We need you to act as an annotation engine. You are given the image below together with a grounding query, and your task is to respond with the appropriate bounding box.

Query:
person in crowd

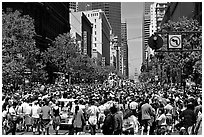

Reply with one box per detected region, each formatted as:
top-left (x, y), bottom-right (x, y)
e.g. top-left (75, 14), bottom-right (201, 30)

top-left (129, 98), bottom-right (138, 117)
top-left (111, 104), bottom-right (122, 135)
top-left (141, 98), bottom-right (155, 135)
top-left (72, 105), bottom-right (85, 135)
top-left (87, 100), bottom-right (99, 135)
top-left (5, 103), bottom-right (18, 135)
top-left (52, 101), bottom-right (61, 135)
top-left (31, 101), bottom-right (41, 135)
top-left (179, 102), bottom-right (197, 135)
top-left (156, 108), bottom-right (167, 135)
top-left (102, 109), bottom-right (114, 135)
top-left (194, 107), bottom-right (202, 135)
top-left (40, 101), bottom-right (52, 135)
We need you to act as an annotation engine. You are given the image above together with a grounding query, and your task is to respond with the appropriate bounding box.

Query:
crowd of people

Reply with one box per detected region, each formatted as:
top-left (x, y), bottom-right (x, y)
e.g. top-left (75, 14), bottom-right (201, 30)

top-left (2, 76), bottom-right (202, 135)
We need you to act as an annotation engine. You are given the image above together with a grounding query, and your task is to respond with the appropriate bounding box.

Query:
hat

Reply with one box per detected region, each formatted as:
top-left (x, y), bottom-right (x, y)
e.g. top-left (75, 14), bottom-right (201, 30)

top-left (166, 99), bottom-right (170, 103)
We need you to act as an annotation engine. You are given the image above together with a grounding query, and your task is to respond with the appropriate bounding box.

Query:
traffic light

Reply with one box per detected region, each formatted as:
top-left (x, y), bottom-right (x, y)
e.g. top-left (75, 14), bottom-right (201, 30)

top-left (148, 34), bottom-right (163, 50)
top-left (140, 64), bottom-right (146, 72)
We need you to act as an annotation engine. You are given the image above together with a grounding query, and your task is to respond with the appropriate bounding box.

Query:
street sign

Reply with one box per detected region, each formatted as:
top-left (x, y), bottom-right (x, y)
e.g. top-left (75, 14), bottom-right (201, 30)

top-left (168, 35), bottom-right (182, 49)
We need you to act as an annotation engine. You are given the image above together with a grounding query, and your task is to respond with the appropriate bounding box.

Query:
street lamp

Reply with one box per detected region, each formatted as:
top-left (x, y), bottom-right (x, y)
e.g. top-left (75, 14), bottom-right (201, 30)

top-left (24, 68), bottom-right (31, 92)
top-left (155, 53), bottom-right (164, 85)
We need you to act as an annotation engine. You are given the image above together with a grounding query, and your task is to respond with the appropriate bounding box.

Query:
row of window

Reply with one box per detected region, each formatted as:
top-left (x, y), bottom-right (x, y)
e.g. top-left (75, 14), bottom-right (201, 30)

top-left (87, 13), bottom-right (99, 17)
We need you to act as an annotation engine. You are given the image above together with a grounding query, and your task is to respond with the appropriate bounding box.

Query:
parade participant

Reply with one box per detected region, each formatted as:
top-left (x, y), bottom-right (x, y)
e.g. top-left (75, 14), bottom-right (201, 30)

top-left (87, 100), bottom-right (99, 135)
top-left (5, 103), bottom-right (18, 135)
top-left (111, 104), bottom-right (122, 135)
top-left (164, 99), bottom-right (173, 133)
top-left (24, 103), bottom-right (32, 132)
top-left (40, 101), bottom-right (52, 135)
top-left (52, 101), bottom-right (61, 135)
top-left (122, 110), bottom-right (139, 135)
top-left (102, 109), bottom-right (114, 135)
top-left (31, 101), bottom-right (41, 135)
top-left (194, 108), bottom-right (202, 135)
top-left (141, 98), bottom-right (155, 135)
top-left (179, 102), bottom-right (197, 135)
top-left (129, 98), bottom-right (138, 117)
top-left (156, 108), bottom-right (167, 135)
top-left (72, 105), bottom-right (85, 135)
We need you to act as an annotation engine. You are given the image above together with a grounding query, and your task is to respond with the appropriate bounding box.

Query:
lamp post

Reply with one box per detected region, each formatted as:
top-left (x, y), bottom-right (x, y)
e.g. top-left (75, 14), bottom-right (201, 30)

top-left (24, 68), bottom-right (31, 92)
top-left (155, 53), bottom-right (164, 86)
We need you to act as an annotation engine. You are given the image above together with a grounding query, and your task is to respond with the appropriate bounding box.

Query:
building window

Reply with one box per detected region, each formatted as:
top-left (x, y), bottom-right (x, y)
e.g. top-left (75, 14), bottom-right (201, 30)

top-left (95, 37), bottom-right (97, 41)
top-left (95, 19), bottom-right (96, 22)
top-left (95, 25), bottom-right (96, 28)
top-left (95, 44), bottom-right (97, 47)
top-left (6, 7), bottom-right (13, 12)
top-left (95, 31), bottom-right (96, 35)
top-left (87, 14), bottom-right (89, 17)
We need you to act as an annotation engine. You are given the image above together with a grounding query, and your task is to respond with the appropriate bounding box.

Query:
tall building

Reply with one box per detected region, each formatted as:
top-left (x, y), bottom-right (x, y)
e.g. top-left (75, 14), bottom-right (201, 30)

top-left (78, 2), bottom-right (121, 45)
top-left (142, 2), bottom-right (153, 64)
top-left (2, 2), bottom-right (71, 51)
top-left (70, 12), bottom-right (92, 57)
top-left (78, 2), bottom-right (92, 11)
top-left (83, 9), bottom-right (112, 66)
top-left (148, 2), bottom-right (167, 56)
top-left (121, 22), bottom-right (129, 78)
top-left (110, 34), bottom-right (118, 69)
top-left (2, 2), bottom-right (71, 83)
top-left (69, 2), bottom-right (78, 12)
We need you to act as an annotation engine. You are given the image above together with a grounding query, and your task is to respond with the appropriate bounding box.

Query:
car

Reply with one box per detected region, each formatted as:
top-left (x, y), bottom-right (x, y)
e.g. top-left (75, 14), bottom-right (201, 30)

top-left (57, 98), bottom-right (76, 130)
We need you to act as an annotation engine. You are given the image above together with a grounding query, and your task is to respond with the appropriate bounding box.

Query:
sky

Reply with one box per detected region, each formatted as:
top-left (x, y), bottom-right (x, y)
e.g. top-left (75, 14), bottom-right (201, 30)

top-left (121, 2), bottom-right (144, 79)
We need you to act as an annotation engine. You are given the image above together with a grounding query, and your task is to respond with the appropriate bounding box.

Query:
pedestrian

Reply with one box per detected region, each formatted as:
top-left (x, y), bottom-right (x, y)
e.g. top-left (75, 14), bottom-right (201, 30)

top-left (156, 107), bottom-right (167, 135)
top-left (72, 105), bottom-right (85, 135)
top-left (102, 109), bottom-right (114, 135)
top-left (52, 101), bottom-right (61, 135)
top-left (6, 103), bottom-right (18, 135)
top-left (87, 100), bottom-right (99, 135)
top-left (179, 102), bottom-right (196, 135)
top-left (24, 103), bottom-right (32, 132)
top-left (141, 98), bottom-right (155, 135)
top-left (40, 101), bottom-right (51, 135)
top-left (111, 104), bottom-right (122, 135)
top-left (31, 101), bottom-right (41, 135)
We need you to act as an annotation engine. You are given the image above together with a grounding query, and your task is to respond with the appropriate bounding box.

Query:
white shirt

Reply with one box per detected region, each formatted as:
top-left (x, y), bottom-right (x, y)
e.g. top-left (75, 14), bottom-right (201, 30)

top-left (9, 106), bottom-right (16, 115)
top-left (129, 101), bottom-right (138, 110)
top-left (31, 105), bottom-right (41, 118)
top-left (157, 114), bottom-right (166, 126)
top-left (25, 105), bottom-right (32, 115)
top-left (88, 105), bottom-right (99, 116)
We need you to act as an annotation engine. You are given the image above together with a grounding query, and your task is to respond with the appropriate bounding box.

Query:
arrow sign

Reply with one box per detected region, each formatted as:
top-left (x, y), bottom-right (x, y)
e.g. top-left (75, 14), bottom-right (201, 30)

top-left (168, 35), bottom-right (182, 49)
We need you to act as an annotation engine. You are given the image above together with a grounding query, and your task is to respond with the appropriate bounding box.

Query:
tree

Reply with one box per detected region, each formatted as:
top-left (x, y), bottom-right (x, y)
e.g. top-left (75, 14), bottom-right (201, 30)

top-left (2, 10), bottom-right (48, 86)
top-left (139, 17), bottom-right (202, 85)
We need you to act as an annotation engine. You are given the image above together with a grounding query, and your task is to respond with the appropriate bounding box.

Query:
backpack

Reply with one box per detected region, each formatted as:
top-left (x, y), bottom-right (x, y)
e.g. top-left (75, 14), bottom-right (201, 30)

top-left (102, 114), bottom-right (115, 135)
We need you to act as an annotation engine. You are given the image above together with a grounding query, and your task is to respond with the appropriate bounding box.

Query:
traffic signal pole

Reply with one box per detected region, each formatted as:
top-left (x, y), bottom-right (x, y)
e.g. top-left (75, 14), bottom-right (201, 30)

top-left (149, 31), bottom-right (202, 94)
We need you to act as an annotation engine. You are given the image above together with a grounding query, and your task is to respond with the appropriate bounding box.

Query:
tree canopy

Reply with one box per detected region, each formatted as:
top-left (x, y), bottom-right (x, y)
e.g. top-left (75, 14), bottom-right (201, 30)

top-left (2, 10), bottom-right (48, 86)
top-left (139, 17), bottom-right (202, 85)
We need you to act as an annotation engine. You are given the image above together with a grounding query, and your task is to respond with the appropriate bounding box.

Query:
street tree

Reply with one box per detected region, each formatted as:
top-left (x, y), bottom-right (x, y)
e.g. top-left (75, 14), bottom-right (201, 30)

top-left (139, 17), bottom-right (202, 85)
top-left (2, 10), bottom-right (48, 86)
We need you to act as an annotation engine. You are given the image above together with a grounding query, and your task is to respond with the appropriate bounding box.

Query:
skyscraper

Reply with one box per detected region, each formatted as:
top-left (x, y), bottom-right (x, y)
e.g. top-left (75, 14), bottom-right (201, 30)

top-left (82, 9), bottom-right (112, 66)
top-left (69, 2), bottom-right (78, 12)
top-left (78, 2), bottom-right (121, 44)
top-left (121, 22), bottom-right (129, 78)
top-left (142, 2), bottom-right (153, 64)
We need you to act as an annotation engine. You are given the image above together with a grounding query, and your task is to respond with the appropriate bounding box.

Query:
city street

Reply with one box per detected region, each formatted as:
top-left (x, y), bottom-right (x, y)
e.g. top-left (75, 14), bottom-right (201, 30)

top-left (2, 2), bottom-right (202, 136)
